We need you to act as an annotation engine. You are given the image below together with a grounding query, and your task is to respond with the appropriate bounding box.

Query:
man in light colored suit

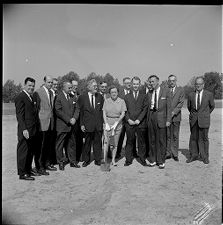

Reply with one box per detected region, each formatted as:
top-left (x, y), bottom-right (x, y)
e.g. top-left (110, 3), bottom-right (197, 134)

top-left (147, 75), bottom-right (171, 169)
top-left (166, 74), bottom-right (185, 161)
top-left (35, 76), bottom-right (57, 175)
top-left (186, 76), bottom-right (215, 164)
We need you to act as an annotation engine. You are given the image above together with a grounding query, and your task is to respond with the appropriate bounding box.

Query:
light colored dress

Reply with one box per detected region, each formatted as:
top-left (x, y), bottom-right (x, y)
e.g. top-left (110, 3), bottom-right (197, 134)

top-left (102, 97), bottom-right (127, 147)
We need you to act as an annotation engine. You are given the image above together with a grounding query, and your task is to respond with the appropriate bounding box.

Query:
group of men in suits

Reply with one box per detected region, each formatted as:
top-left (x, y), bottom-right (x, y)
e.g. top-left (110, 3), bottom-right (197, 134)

top-left (15, 74), bottom-right (214, 180)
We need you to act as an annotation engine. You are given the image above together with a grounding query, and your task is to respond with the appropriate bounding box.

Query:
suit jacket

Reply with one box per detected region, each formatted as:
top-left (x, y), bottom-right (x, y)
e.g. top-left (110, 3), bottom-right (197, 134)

top-left (118, 87), bottom-right (132, 99)
top-left (187, 90), bottom-right (215, 128)
top-left (55, 91), bottom-right (80, 132)
top-left (35, 86), bottom-right (54, 131)
top-left (169, 87), bottom-right (185, 122)
top-left (124, 92), bottom-right (148, 128)
top-left (147, 87), bottom-right (171, 128)
top-left (15, 91), bottom-right (39, 140)
top-left (139, 86), bottom-right (152, 95)
top-left (78, 92), bottom-right (104, 132)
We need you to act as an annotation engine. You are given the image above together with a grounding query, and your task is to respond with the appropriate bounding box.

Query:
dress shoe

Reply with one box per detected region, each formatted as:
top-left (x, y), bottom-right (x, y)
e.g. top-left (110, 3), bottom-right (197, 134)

top-left (173, 156), bottom-right (179, 161)
top-left (59, 163), bottom-right (64, 171)
top-left (158, 163), bottom-right (165, 169)
top-left (186, 157), bottom-right (198, 163)
top-left (165, 155), bottom-right (172, 160)
top-left (19, 174), bottom-right (35, 181)
top-left (148, 162), bottom-right (156, 167)
top-left (94, 161), bottom-right (101, 166)
top-left (124, 161), bottom-right (132, 166)
top-left (29, 170), bottom-right (41, 176)
top-left (203, 159), bottom-right (209, 164)
top-left (38, 169), bottom-right (50, 175)
top-left (82, 161), bottom-right (90, 167)
top-left (70, 163), bottom-right (80, 168)
top-left (46, 165), bottom-right (57, 171)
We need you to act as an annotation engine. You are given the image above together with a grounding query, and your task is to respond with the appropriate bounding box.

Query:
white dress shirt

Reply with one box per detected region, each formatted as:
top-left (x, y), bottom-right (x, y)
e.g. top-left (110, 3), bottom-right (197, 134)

top-left (195, 89), bottom-right (203, 110)
top-left (151, 86), bottom-right (160, 109)
top-left (62, 91), bottom-right (69, 100)
top-left (43, 85), bottom-right (51, 104)
top-left (23, 90), bottom-right (33, 102)
top-left (124, 89), bottom-right (130, 95)
top-left (133, 90), bottom-right (139, 99)
top-left (88, 92), bottom-right (95, 107)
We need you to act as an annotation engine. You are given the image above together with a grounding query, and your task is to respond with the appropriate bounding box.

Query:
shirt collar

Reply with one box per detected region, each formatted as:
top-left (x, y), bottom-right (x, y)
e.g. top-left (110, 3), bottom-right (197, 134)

top-left (23, 90), bottom-right (32, 99)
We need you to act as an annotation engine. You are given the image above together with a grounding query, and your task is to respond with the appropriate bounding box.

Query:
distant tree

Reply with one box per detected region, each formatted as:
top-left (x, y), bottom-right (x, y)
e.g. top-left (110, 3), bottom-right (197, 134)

top-left (57, 71), bottom-right (80, 91)
top-left (3, 80), bottom-right (22, 102)
top-left (203, 72), bottom-right (222, 99)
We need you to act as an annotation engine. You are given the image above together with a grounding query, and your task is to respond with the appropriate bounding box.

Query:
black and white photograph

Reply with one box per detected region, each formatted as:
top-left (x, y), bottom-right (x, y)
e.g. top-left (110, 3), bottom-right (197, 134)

top-left (2, 4), bottom-right (222, 225)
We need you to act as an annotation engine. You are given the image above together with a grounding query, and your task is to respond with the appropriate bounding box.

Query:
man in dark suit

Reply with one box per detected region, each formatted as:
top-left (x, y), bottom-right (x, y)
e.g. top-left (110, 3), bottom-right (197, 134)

top-left (186, 76), bottom-right (215, 164)
top-left (78, 79), bottom-right (104, 167)
top-left (140, 78), bottom-right (152, 95)
top-left (50, 78), bottom-right (59, 165)
top-left (55, 81), bottom-right (80, 170)
top-left (99, 81), bottom-right (110, 99)
top-left (147, 75), bottom-right (171, 169)
top-left (15, 77), bottom-right (40, 180)
top-left (70, 79), bottom-right (83, 163)
top-left (166, 74), bottom-right (185, 161)
top-left (117, 77), bottom-right (137, 158)
top-left (35, 76), bottom-right (57, 175)
top-left (124, 76), bottom-right (149, 166)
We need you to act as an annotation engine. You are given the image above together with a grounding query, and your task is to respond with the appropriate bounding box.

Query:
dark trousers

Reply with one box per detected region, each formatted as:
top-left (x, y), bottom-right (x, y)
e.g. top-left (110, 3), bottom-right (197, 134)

top-left (82, 131), bottom-right (102, 163)
top-left (148, 111), bottom-right (167, 165)
top-left (35, 128), bottom-right (54, 169)
top-left (55, 131), bottom-right (77, 164)
top-left (17, 135), bottom-right (37, 176)
top-left (167, 121), bottom-right (180, 157)
top-left (117, 123), bottom-right (137, 157)
top-left (50, 129), bottom-right (58, 165)
top-left (190, 120), bottom-right (209, 161)
top-left (125, 126), bottom-right (147, 163)
top-left (75, 125), bottom-right (83, 162)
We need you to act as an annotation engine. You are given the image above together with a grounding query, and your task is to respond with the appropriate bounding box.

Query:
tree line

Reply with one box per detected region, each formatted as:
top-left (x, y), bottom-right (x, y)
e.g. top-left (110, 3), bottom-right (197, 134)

top-left (2, 71), bottom-right (222, 103)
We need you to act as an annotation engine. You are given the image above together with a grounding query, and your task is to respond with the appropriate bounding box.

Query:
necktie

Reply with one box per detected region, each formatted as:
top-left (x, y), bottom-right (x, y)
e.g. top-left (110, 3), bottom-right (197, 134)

top-left (171, 88), bottom-right (174, 97)
top-left (30, 94), bottom-right (33, 102)
top-left (48, 90), bottom-right (53, 107)
top-left (197, 92), bottom-right (200, 110)
top-left (67, 94), bottom-right (70, 101)
top-left (91, 94), bottom-right (94, 108)
top-left (154, 90), bottom-right (157, 111)
top-left (134, 91), bottom-right (138, 100)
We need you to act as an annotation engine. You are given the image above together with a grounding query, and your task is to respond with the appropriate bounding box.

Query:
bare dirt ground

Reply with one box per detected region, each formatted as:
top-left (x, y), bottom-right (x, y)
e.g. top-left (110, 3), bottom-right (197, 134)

top-left (2, 106), bottom-right (222, 225)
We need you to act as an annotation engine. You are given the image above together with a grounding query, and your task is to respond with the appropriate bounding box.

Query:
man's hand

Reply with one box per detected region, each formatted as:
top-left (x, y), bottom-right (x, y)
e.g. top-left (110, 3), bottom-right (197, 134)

top-left (128, 119), bottom-right (135, 126)
top-left (81, 125), bottom-right (86, 132)
top-left (105, 123), bottom-right (111, 131)
top-left (134, 120), bottom-right (140, 125)
top-left (166, 121), bottom-right (171, 127)
top-left (23, 130), bottom-right (29, 139)
top-left (70, 118), bottom-right (76, 125)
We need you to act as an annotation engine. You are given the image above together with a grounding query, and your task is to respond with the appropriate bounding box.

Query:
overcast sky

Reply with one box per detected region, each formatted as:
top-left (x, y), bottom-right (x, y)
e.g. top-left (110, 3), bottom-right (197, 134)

top-left (3, 4), bottom-right (222, 88)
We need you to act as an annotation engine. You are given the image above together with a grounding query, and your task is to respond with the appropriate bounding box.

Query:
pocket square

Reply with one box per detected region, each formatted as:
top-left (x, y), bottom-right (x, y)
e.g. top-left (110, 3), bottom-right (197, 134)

top-left (161, 97), bottom-right (166, 100)
top-left (97, 102), bottom-right (100, 105)
top-left (73, 101), bottom-right (76, 104)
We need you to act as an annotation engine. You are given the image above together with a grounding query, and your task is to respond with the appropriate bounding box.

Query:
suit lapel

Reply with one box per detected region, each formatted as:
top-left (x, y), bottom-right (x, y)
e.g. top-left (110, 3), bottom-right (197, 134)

top-left (42, 87), bottom-right (51, 108)
top-left (172, 87), bottom-right (178, 97)
top-left (200, 90), bottom-right (206, 108)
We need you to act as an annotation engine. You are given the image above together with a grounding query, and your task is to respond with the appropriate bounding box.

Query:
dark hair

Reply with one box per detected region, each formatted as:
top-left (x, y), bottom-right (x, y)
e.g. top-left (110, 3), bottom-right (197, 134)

top-left (149, 75), bottom-right (159, 81)
top-left (53, 78), bottom-right (58, 82)
top-left (123, 77), bottom-right (131, 83)
top-left (100, 81), bottom-right (107, 85)
top-left (24, 77), bottom-right (35, 85)
top-left (108, 85), bottom-right (119, 93)
top-left (131, 76), bottom-right (141, 83)
top-left (168, 74), bottom-right (177, 79)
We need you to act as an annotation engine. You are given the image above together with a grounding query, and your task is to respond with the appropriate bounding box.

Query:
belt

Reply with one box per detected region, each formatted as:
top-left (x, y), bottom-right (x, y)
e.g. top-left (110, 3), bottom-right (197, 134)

top-left (107, 116), bottom-right (119, 118)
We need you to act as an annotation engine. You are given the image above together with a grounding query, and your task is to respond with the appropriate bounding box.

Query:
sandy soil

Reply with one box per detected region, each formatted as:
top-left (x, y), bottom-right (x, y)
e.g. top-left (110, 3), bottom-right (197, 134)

top-left (2, 108), bottom-right (222, 225)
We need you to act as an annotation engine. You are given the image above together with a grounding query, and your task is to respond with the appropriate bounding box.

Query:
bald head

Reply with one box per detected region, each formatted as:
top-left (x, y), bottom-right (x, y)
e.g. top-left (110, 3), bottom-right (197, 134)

top-left (43, 75), bottom-right (53, 90)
